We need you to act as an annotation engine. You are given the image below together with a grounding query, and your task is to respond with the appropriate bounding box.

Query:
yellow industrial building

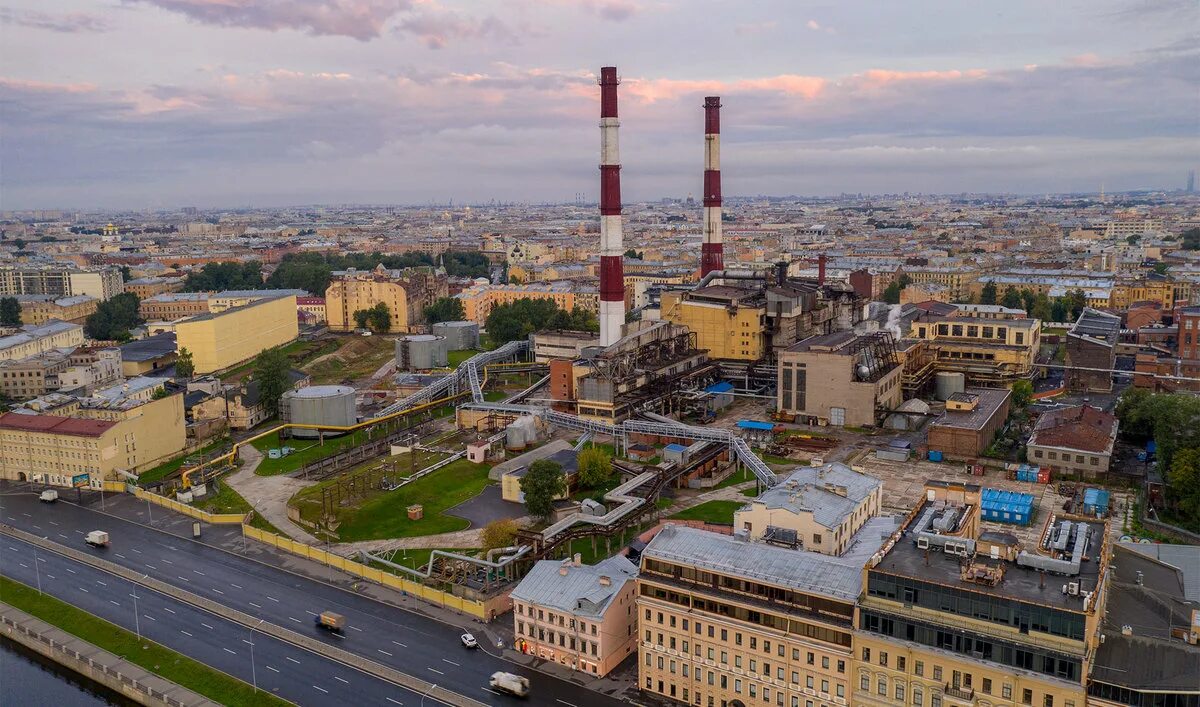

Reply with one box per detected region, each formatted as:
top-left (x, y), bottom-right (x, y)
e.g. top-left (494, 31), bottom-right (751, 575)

top-left (175, 294), bottom-right (298, 374)
top-left (659, 286), bottom-right (766, 361)
top-left (325, 265), bottom-right (447, 332)
top-left (911, 310), bottom-right (1040, 385)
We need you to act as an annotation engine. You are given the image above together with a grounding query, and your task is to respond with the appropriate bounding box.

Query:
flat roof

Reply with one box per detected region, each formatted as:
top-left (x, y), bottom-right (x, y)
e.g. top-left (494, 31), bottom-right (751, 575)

top-left (930, 388), bottom-right (1011, 431)
top-left (120, 333), bottom-right (177, 362)
top-left (749, 463), bottom-right (882, 530)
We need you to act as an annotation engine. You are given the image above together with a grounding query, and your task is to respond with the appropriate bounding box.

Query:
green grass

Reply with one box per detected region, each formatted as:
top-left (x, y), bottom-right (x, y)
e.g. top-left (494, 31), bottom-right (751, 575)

top-left (713, 466), bottom-right (753, 489)
top-left (483, 389), bottom-right (509, 402)
top-left (218, 338), bottom-right (336, 382)
top-left (251, 429), bottom-right (371, 476)
top-left (292, 459), bottom-right (494, 542)
top-left (372, 547), bottom-right (477, 573)
top-left (304, 335), bottom-right (396, 385)
top-left (669, 500), bottom-right (744, 525)
top-left (0, 576), bottom-right (287, 707)
top-left (741, 487), bottom-right (760, 498)
top-left (447, 349), bottom-right (476, 367)
top-left (190, 480), bottom-right (287, 536)
top-left (137, 438), bottom-right (231, 485)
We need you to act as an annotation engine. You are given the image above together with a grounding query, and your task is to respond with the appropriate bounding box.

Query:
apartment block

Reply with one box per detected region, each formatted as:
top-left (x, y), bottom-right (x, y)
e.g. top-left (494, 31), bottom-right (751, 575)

top-left (124, 276), bottom-right (185, 300)
top-left (15, 294), bottom-right (99, 325)
top-left (325, 265), bottom-right (447, 332)
top-left (455, 282), bottom-right (577, 325)
top-left (175, 294), bottom-right (298, 374)
top-left (139, 292), bottom-right (212, 321)
top-left (0, 321), bottom-right (85, 362)
top-left (1027, 406), bottom-right (1118, 480)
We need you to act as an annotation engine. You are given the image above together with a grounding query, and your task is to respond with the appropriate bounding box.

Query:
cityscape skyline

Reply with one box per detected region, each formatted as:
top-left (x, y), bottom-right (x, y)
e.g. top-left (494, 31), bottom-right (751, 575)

top-left (2, 0), bottom-right (1197, 209)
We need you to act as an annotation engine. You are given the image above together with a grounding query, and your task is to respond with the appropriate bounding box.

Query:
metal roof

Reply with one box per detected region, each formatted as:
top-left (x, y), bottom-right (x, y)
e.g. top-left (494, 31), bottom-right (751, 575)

top-left (509, 555), bottom-right (638, 619)
top-left (748, 463), bottom-right (882, 529)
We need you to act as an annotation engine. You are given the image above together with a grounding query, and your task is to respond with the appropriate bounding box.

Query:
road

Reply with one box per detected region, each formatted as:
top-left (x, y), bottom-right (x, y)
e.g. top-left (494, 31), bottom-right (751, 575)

top-left (0, 534), bottom-right (426, 706)
top-left (0, 491), bottom-right (627, 707)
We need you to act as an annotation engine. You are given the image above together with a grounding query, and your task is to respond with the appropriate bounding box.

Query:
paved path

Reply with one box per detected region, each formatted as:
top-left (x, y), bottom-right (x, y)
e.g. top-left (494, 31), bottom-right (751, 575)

top-left (222, 444), bottom-right (321, 544)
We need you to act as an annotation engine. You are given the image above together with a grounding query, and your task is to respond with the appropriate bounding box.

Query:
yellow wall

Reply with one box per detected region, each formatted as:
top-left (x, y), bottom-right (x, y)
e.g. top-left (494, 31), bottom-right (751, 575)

top-left (456, 286), bottom-right (576, 324)
top-left (77, 393), bottom-right (187, 473)
top-left (175, 295), bottom-right (298, 374)
top-left (0, 424), bottom-right (119, 484)
top-left (660, 292), bottom-right (765, 361)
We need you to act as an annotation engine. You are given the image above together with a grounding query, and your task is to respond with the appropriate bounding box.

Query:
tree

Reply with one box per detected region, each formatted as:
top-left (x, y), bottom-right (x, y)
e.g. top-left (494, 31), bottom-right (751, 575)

top-left (480, 519), bottom-right (519, 550)
top-left (120, 265), bottom-right (132, 282)
top-left (520, 459), bottom-right (565, 520)
top-left (1125, 234), bottom-right (1141, 245)
top-left (0, 297), bottom-right (21, 327)
top-left (486, 298), bottom-right (597, 345)
top-left (424, 297), bottom-right (465, 324)
top-left (979, 281), bottom-right (997, 306)
top-left (84, 292), bottom-right (142, 341)
top-left (1010, 380), bottom-right (1034, 410)
top-left (1050, 299), bottom-right (1069, 323)
top-left (1180, 226), bottom-right (1199, 250)
top-left (367, 302), bottom-right (391, 333)
top-left (1064, 289), bottom-right (1087, 321)
top-left (1001, 286), bottom-right (1022, 310)
top-left (882, 281), bottom-right (902, 304)
top-left (13, 238), bottom-right (25, 251)
top-left (353, 309), bottom-right (371, 330)
top-left (181, 261), bottom-right (263, 292)
top-left (1166, 448), bottom-right (1200, 524)
top-left (577, 447), bottom-right (613, 489)
top-left (175, 347), bottom-right (195, 378)
top-left (1019, 288), bottom-right (1036, 314)
top-left (252, 347), bottom-right (290, 419)
top-left (623, 248), bottom-right (645, 260)
top-left (1031, 293), bottom-right (1053, 322)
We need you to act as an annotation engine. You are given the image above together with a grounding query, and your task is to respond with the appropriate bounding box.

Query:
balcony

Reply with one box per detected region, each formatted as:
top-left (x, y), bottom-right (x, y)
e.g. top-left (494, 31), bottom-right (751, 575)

top-left (944, 684), bottom-right (976, 703)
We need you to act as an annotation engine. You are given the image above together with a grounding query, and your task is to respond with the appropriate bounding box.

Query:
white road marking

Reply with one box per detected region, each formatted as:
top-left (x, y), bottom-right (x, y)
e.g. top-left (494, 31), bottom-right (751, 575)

top-left (7, 547), bottom-right (18, 552)
top-left (78, 587), bottom-right (89, 593)
top-left (146, 564), bottom-right (157, 570)
top-left (65, 568), bottom-right (76, 574)
top-left (212, 588), bottom-right (224, 595)
top-left (162, 607), bottom-right (176, 614)
top-left (21, 513), bottom-right (30, 517)
top-left (288, 617), bottom-right (301, 623)
top-left (180, 630), bottom-right (192, 637)
top-left (114, 553), bottom-right (126, 559)
top-left (48, 521), bottom-right (58, 526)
top-left (442, 659), bottom-right (459, 667)
top-left (243, 639), bottom-right (254, 645)
top-left (249, 601), bottom-right (262, 609)
top-left (304, 610), bottom-right (318, 616)
top-left (223, 648), bottom-right (237, 655)
top-left (109, 600), bottom-right (120, 606)
top-left (312, 686), bottom-right (328, 694)
top-left (193, 570), bottom-right (205, 576)
top-left (334, 677), bottom-right (349, 684)
top-left (349, 625), bottom-right (363, 632)
top-left (143, 614), bottom-right (156, 621)
top-left (377, 649), bottom-right (392, 656)
top-left (31, 524), bottom-right (41, 530)
top-left (266, 595), bottom-right (279, 602)
top-left (45, 574), bottom-right (55, 580)
top-left (58, 534), bottom-right (69, 539)
top-left (557, 700), bottom-right (578, 706)
top-left (201, 623), bottom-right (214, 630)
top-left (392, 640), bottom-right (407, 648)
top-left (427, 667), bottom-right (444, 676)
top-left (266, 665), bottom-right (280, 673)
top-left (18, 563), bottom-right (28, 568)
top-left (231, 583), bottom-right (243, 589)
top-left (176, 576), bottom-right (189, 582)
top-left (96, 581), bottom-right (107, 586)
top-left (286, 657), bottom-right (301, 664)
top-left (387, 698), bottom-right (404, 705)
top-left (131, 548), bottom-right (142, 554)
top-left (161, 559), bottom-right (173, 565)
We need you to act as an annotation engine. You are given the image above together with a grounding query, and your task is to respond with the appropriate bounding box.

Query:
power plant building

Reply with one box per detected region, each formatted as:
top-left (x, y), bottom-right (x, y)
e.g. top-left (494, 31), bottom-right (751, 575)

top-left (776, 331), bottom-right (902, 428)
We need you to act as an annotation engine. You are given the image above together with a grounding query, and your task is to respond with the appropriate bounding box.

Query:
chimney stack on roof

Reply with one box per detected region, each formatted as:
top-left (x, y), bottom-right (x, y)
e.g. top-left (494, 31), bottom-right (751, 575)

top-left (701, 97), bottom-right (724, 277)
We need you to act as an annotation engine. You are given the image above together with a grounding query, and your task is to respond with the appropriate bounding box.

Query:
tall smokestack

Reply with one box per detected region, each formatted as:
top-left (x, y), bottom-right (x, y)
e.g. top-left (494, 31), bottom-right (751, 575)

top-left (700, 96), bottom-right (724, 277)
top-left (818, 253), bottom-right (827, 285)
top-left (599, 66), bottom-right (625, 347)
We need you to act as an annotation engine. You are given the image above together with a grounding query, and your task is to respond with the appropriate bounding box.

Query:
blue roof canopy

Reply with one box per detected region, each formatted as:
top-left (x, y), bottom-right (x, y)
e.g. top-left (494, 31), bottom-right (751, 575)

top-left (706, 381), bottom-right (734, 393)
top-left (737, 420), bottom-right (775, 431)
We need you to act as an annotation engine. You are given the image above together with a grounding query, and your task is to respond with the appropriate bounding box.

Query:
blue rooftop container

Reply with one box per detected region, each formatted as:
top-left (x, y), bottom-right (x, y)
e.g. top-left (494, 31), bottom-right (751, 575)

top-left (980, 487), bottom-right (1035, 525)
top-left (1082, 488), bottom-right (1110, 517)
top-left (705, 381), bottom-right (734, 394)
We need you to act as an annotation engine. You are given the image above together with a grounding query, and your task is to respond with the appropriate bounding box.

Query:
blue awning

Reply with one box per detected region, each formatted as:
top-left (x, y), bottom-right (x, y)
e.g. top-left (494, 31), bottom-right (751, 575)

top-left (736, 420), bottom-right (775, 431)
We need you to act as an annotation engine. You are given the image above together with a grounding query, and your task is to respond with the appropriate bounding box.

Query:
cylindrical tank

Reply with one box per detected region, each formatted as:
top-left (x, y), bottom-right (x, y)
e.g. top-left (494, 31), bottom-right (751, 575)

top-left (396, 334), bottom-right (449, 371)
top-left (935, 371), bottom-right (966, 401)
top-left (283, 385), bottom-right (357, 438)
top-left (505, 423), bottom-right (527, 451)
top-left (431, 321), bottom-right (479, 351)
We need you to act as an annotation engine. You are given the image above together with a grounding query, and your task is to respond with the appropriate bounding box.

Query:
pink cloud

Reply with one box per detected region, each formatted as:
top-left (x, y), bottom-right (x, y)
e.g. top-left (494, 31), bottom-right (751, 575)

top-left (623, 73), bottom-right (827, 103)
top-left (1066, 53), bottom-right (1102, 67)
top-left (0, 77), bottom-right (96, 93)
top-left (853, 68), bottom-right (987, 89)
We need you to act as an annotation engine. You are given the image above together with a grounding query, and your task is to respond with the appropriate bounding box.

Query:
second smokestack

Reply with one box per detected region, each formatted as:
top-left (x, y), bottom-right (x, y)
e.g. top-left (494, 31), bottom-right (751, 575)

top-left (700, 96), bottom-right (724, 277)
top-left (598, 66), bottom-right (625, 347)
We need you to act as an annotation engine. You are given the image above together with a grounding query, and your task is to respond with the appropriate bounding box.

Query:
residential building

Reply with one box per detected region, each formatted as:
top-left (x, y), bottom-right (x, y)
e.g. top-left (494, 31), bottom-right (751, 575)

top-left (1065, 309), bottom-right (1121, 393)
top-left (1027, 405), bottom-right (1118, 480)
top-left (0, 351), bottom-right (71, 399)
top-left (0, 321), bottom-right (85, 362)
top-left (0, 265), bottom-right (123, 301)
top-left (925, 388), bottom-right (1013, 460)
top-left (901, 265), bottom-right (979, 301)
top-left (139, 292), bottom-right (211, 321)
top-left (55, 347), bottom-right (122, 393)
top-left (15, 295), bottom-right (99, 325)
top-left (119, 333), bottom-right (177, 376)
top-left (124, 276), bottom-right (184, 300)
top-left (776, 332), bottom-right (903, 427)
top-left (296, 296), bottom-right (326, 324)
top-left (208, 289), bottom-right (308, 313)
top-left (455, 282), bottom-right (577, 325)
top-left (511, 555), bottom-right (639, 677)
top-left (733, 463), bottom-right (883, 556)
top-left (325, 264), bottom-right (447, 332)
top-left (191, 371), bottom-right (309, 430)
top-left (857, 480), bottom-right (1108, 707)
top-left (175, 294), bottom-right (298, 374)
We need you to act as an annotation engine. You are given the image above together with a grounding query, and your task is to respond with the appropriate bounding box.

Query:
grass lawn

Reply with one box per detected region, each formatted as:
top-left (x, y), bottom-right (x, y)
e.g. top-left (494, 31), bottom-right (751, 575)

top-left (137, 437), bottom-right (231, 485)
top-left (191, 480), bottom-right (286, 536)
top-left (571, 475), bottom-right (623, 503)
top-left (447, 349), bottom-right (476, 367)
top-left (0, 576), bottom-right (287, 707)
top-left (218, 338), bottom-right (337, 382)
top-left (669, 500), bottom-right (744, 525)
top-left (251, 428), bottom-right (372, 476)
top-left (713, 466), bottom-right (753, 489)
top-left (741, 487), bottom-right (760, 498)
top-left (483, 389), bottom-right (509, 402)
top-left (291, 459), bottom-right (493, 542)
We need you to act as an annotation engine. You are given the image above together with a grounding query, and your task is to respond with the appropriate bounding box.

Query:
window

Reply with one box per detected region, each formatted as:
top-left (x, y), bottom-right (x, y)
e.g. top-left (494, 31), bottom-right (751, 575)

top-left (897, 657), bottom-right (906, 672)
top-left (861, 675), bottom-right (870, 691)
top-left (982, 678), bottom-right (992, 694)
top-left (879, 651), bottom-right (888, 667)
top-left (933, 666), bottom-right (942, 681)
top-left (821, 657), bottom-right (829, 669)
top-left (1023, 689), bottom-right (1033, 705)
top-left (896, 684), bottom-right (906, 701)
top-left (821, 680), bottom-right (829, 694)
top-left (931, 695), bottom-right (942, 707)
top-left (1003, 684), bottom-right (1013, 699)
top-left (837, 660), bottom-right (845, 674)
top-left (914, 661), bottom-right (924, 677)
top-left (913, 687), bottom-right (923, 706)
top-left (862, 647), bottom-right (871, 662)
top-left (837, 684), bottom-right (845, 698)
top-left (878, 678), bottom-right (887, 696)
top-left (1044, 696), bottom-right (1054, 707)
top-left (807, 676), bottom-right (814, 689)
top-left (807, 652), bottom-right (815, 665)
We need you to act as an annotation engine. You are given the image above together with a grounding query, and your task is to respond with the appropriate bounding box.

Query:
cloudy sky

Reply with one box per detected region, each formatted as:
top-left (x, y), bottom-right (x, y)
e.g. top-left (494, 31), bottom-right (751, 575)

top-left (1, 0), bottom-right (1196, 209)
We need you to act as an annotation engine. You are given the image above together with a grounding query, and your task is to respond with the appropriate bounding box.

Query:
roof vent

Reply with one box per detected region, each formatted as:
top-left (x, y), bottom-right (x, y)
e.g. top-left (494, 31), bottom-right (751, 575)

top-left (559, 566), bottom-right (569, 576)
top-left (599, 575), bottom-right (611, 586)
top-left (1121, 625), bottom-right (1133, 636)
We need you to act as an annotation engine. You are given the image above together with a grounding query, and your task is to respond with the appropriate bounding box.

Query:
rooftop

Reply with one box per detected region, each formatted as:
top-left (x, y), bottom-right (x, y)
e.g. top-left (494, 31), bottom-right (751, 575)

top-left (1069, 308), bottom-right (1121, 345)
top-left (746, 462), bottom-right (882, 530)
top-left (930, 387), bottom-right (1011, 431)
top-left (0, 411), bottom-right (116, 438)
top-left (1029, 405), bottom-right (1118, 454)
top-left (510, 555), bottom-right (638, 620)
top-left (119, 333), bottom-right (177, 362)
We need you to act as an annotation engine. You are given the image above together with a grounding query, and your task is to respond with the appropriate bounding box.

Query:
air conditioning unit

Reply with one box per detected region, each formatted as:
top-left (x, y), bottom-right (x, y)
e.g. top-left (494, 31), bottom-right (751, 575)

top-left (917, 537), bottom-right (930, 549)
top-left (1068, 582), bottom-right (1080, 596)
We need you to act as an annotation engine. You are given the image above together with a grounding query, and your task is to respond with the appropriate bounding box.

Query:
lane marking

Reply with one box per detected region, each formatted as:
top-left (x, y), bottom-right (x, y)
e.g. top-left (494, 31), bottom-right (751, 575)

top-left (57, 534), bottom-right (69, 540)
top-left (377, 649), bottom-right (392, 657)
top-left (286, 657), bottom-right (300, 665)
top-left (45, 574), bottom-right (55, 580)
top-left (201, 623), bottom-right (214, 630)
top-left (427, 667), bottom-right (444, 676)
top-left (223, 648), bottom-right (237, 655)
top-left (21, 513), bottom-right (30, 517)
top-left (288, 617), bottom-right (301, 623)
top-left (161, 559), bottom-right (173, 565)
top-left (312, 686), bottom-right (328, 694)
top-left (7, 547), bottom-right (18, 552)
top-left (265, 596), bottom-right (279, 602)
top-left (109, 600), bottom-right (120, 606)
top-left (334, 677), bottom-right (349, 684)
top-left (349, 625), bottom-right (363, 632)
top-left (48, 521), bottom-right (58, 526)
top-left (114, 553), bottom-right (126, 559)
top-left (193, 570), bottom-right (205, 576)
top-left (557, 700), bottom-right (578, 707)
top-left (249, 601), bottom-right (262, 609)
top-left (212, 588), bottom-right (224, 595)
top-left (162, 607), bottom-right (176, 614)
top-left (387, 698), bottom-right (404, 705)
top-left (231, 583), bottom-right (243, 589)
top-left (96, 581), bottom-right (107, 587)
top-left (304, 610), bottom-right (318, 616)
top-left (266, 665), bottom-right (280, 673)
top-left (143, 614), bottom-right (156, 621)
top-left (392, 640), bottom-right (407, 648)
top-left (78, 587), bottom-right (89, 593)
top-left (131, 548), bottom-right (142, 554)
top-left (442, 659), bottom-right (460, 667)
top-left (243, 639), bottom-right (254, 645)
top-left (18, 563), bottom-right (28, 568)
top-left (65, 568), bottom-right (76, 574)
top-left (146, 564), bottom-right (158, 570)
top-left (180, 630), bottom-right (192, 637)
top-left (31, 524), bottom-right (41, 530)
top-left (176, 576), bottom-right (189, 583)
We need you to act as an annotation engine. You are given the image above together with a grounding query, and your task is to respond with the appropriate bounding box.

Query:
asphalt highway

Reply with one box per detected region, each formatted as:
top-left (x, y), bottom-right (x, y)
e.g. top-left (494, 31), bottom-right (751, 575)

top-left (0, 534), bottom-right (426, 706)
top-left (0, 492), bottom-right (628, 707)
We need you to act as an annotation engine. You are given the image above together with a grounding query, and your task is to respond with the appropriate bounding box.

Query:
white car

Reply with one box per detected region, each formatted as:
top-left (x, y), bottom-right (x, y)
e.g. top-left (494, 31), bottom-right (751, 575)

top-left (461, 633), bottom-right (478, 649)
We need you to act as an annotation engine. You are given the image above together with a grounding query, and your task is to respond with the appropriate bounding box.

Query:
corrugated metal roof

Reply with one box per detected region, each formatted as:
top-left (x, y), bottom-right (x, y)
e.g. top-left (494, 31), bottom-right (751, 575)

top-left (509, 555), bottom-right (637, 619)
top-left (0, 411), bottom-right (115, 437)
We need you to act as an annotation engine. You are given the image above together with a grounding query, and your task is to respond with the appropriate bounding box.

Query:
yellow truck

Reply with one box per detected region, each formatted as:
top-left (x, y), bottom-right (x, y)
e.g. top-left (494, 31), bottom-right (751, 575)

top-left (314, 611), bottom-right (345, 634)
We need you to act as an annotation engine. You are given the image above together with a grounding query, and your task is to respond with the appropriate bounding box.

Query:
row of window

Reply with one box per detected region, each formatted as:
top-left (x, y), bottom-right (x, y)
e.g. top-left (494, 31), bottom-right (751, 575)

top-left (643, 623), bottom-right (848, 676)
top-left (517, 621), bottom-right (600, 656)
top-left (644, 657), bottom-right (846, 704)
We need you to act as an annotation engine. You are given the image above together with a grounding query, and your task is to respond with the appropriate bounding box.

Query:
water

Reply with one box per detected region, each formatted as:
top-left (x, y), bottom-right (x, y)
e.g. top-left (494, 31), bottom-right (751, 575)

top-left (0, 637), bottom-right (136, 707)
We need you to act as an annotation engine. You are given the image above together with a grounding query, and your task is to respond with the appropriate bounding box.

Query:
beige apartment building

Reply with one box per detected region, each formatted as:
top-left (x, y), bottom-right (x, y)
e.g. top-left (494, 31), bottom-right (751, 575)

top-left (776, 332), bottom-right (902, 427)
top-left (325, 265), bottom-right (447, 332)
top-left (900, 266), bottom-right (979, 301)
top-left (175, 294), bottom-right (298, 374)
top-left (0, 321), bottom-right (85, 362)
top-left (0, 265), bottom-right (123, 301)
top-left (1027, 406), bottom-right (1118, 480)
top-left (511, 555), bottom-right (639, 677)
top-left (16, 295), bottom-right (99, 325)
top-left (139, 292), bottom-right (211, 321)
top-left (733, 464), bottom-right (883, 557)
top-left (124, 276), bottom-right (184, 300)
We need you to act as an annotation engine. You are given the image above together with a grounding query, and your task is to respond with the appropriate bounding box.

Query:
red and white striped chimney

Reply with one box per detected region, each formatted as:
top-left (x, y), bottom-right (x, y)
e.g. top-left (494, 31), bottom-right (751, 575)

top-left (700, 96), bottom-right (724, 277)
top-left (598, 66), bottom-right (625, 347)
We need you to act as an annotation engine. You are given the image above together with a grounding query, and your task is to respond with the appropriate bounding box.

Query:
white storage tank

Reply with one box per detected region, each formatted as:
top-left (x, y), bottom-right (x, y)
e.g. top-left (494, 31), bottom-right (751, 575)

top-left (282, 385), bottom-right (357, 439)
top-left (934, 371), bottom-right (966, 401)
top-left (396, 334), bottom-right (449, 371)
top-left (431, 320), bottom-right (479, 351)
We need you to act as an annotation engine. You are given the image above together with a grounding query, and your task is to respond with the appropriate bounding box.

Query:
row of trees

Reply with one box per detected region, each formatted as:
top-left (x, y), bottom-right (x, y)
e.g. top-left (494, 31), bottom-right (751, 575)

top-left (485, 298), bottom-right (598, 345)
top-left (424, 297), bottom-right (465, 324)
top-left (84, 292), bottom-right (142, 341)
top-left (181, 261), bottom-right (264, 292)
top-left (352, 303), bottom-right (392, 333)
top-left (980, 283), bottom-right (1087, 322)
top-left (518, 447), bottom-right (614, 520)
top-left (0, 297), bottom-right (21, 327)
top-left (1116, 389), bottom-right (1200, 530)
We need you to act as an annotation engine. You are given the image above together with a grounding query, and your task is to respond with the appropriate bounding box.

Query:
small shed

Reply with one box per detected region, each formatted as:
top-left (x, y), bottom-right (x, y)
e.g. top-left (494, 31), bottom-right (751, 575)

top-left (980, 488), bottom-right (1034, 525)
top-left (1082, 488), bottom-right (1111, 517)
top-left (704, 381), bottom-right (735, 412)
top-left (407, 504), bottom-right (424, 520)
top-left (663, 443), bottom-right (689, 465)
top-left (466, 441), bottom-right (490, 464)
top-left (736, 420), bottom-right (775, 445)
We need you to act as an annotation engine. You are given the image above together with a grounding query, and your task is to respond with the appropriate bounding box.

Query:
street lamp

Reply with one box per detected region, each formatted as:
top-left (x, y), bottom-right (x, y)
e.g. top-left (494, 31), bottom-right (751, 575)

top-left (33, 551), bottom-right (42, 595)
top-left (421, 683), bottom-right (437, 707)
top-left (131, 579), bottom-right (144, 641)
top-left (249, 619), bottom-right (263, 692)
